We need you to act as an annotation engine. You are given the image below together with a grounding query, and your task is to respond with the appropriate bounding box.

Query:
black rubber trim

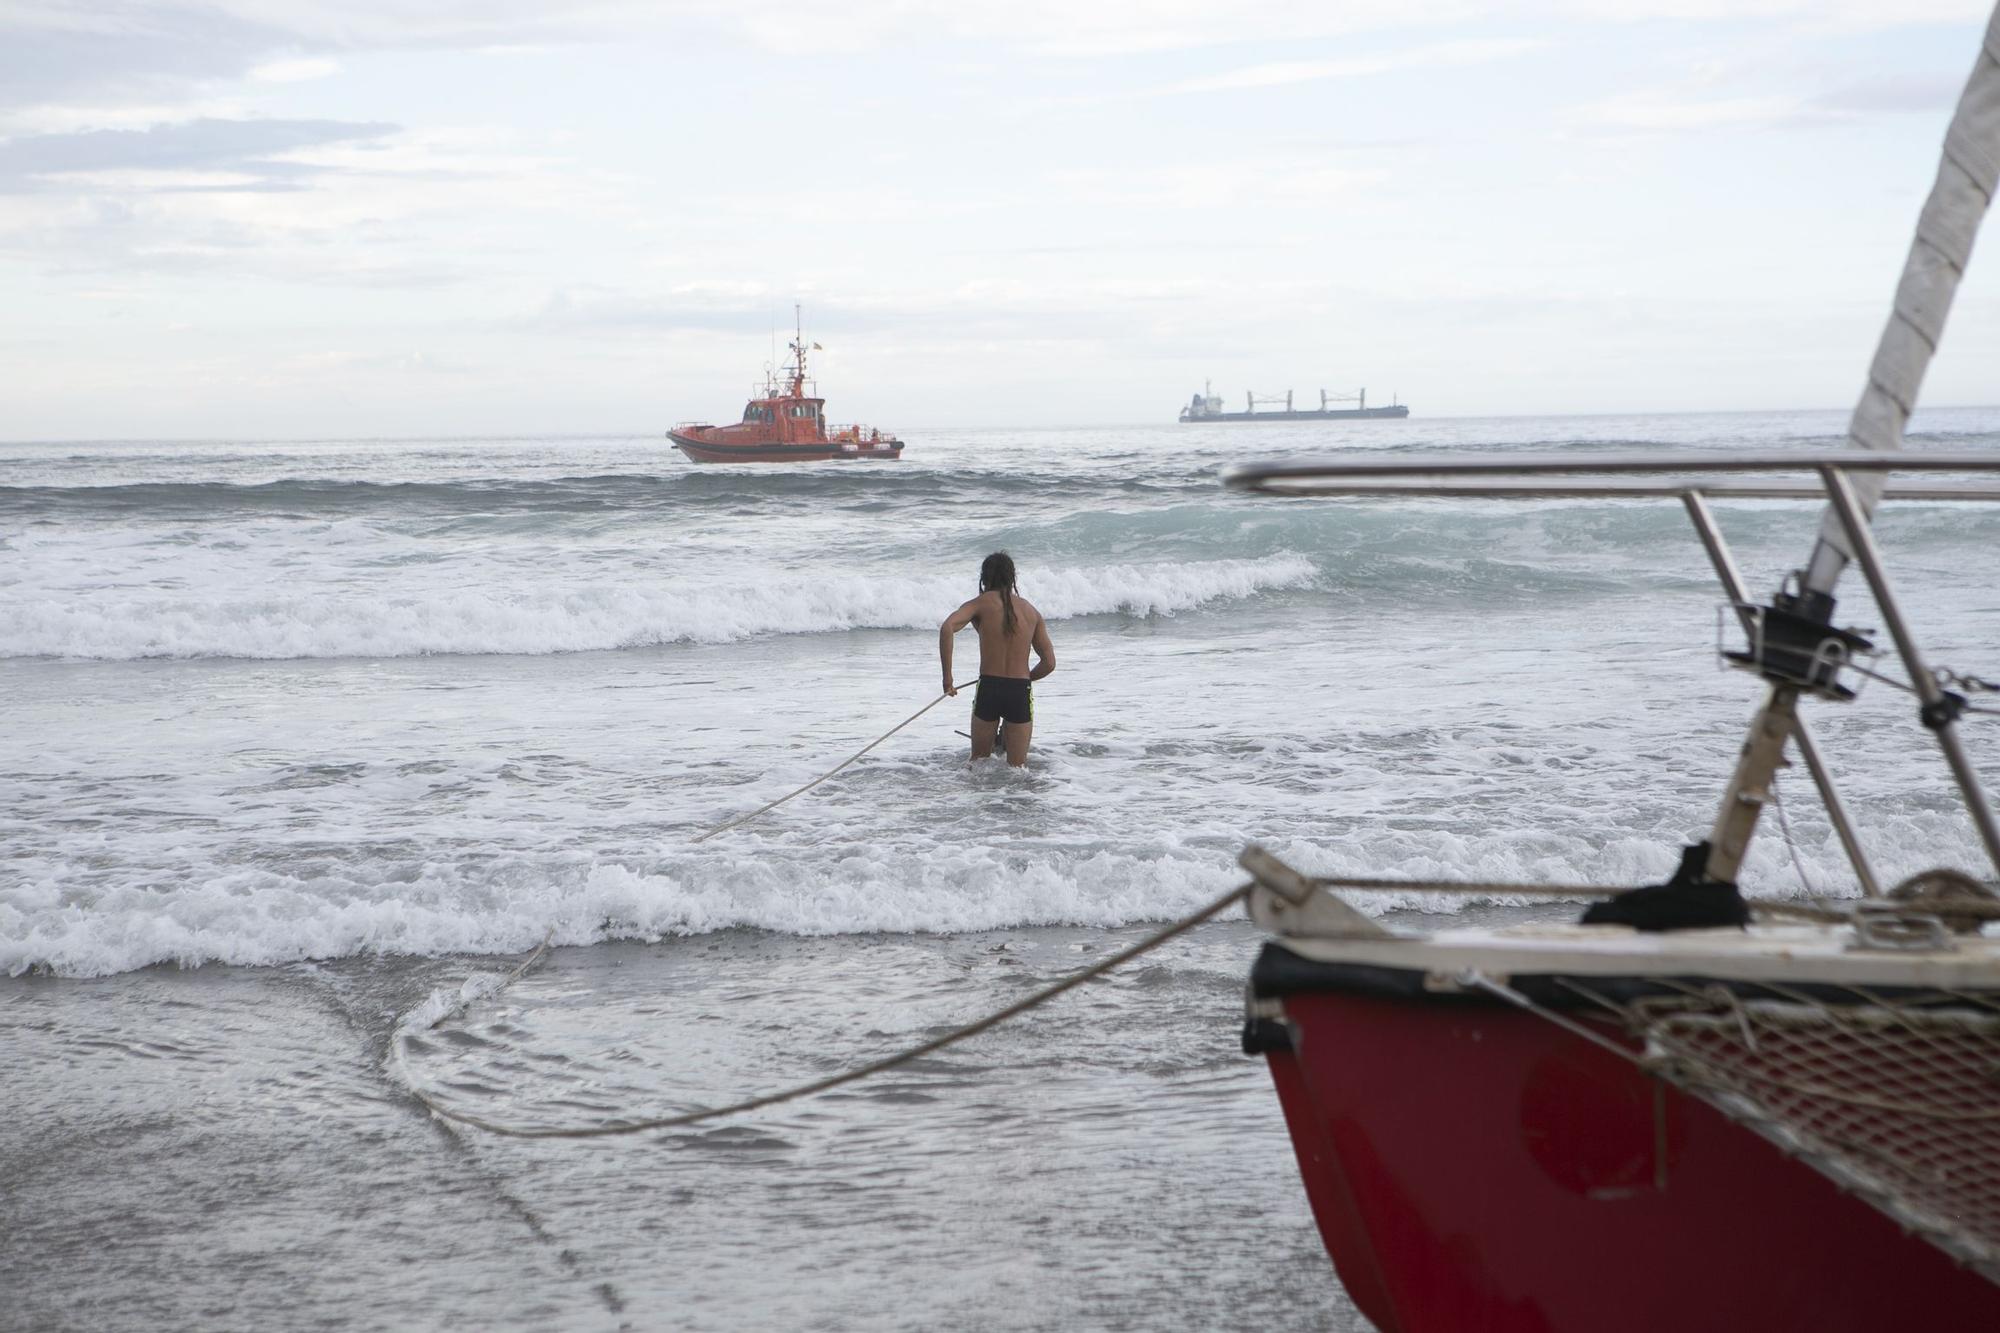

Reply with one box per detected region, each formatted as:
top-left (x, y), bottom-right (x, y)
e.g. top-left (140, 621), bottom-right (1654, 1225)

top-left (1241, 1014), bottom-right (1294, 1055)
top-left (1921, 691), bottom-right (1968, 730)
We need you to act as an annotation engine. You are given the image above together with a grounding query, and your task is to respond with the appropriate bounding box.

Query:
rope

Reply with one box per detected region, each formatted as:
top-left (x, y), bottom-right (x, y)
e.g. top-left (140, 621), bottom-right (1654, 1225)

top-left (1769, 772), bottom-right (1820, 898)
top-left (1460, 970), bottom-right (1648, 1065)
top-left (691, 679), bottom-right (978, 843)
top-left (1309, 874), bottom-right (1636, 898)
top-left (386, 931), bottom-right (552, 1102)
top-left (1751, 899), bottom-right (1861, 924)
top-left (404, 881), bottom-right (1253, 1140)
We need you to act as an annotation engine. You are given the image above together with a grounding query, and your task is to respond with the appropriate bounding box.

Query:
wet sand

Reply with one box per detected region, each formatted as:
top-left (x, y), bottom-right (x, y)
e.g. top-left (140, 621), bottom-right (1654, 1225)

top-left (5, 918), bottom-right (1397, 1331)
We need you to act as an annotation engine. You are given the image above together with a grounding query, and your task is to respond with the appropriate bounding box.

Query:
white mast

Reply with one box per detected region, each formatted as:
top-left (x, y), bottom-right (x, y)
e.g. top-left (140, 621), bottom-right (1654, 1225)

top-left (1801, 5), bottom-right (2000, 594)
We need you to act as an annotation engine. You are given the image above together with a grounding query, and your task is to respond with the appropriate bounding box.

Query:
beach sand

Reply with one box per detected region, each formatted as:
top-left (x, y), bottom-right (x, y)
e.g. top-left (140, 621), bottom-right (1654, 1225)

top-left (5, 918), bottom-right (1392, 1331)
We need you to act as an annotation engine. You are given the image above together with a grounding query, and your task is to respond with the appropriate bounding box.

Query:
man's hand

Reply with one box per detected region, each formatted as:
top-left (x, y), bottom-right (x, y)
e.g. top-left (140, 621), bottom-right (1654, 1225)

top-left (944, 677), bottom-right (958, 697)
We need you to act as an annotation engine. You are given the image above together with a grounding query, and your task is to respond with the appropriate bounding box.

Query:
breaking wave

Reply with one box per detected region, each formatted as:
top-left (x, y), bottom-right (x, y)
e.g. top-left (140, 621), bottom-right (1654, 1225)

top-left (1, 554), bottom-right (1318, 661)
top-left (0, 846), bottom-right (1234, 978)
top-left (7, 811), bottom-right (1952, 978)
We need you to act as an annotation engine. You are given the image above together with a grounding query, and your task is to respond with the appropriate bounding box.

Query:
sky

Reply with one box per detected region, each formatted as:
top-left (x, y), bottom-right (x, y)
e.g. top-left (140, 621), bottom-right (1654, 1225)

top-left (2, 0), bottom-right (1998, 438)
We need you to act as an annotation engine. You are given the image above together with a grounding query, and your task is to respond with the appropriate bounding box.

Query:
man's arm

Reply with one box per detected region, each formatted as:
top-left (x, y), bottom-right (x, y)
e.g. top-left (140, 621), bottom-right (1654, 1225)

top-left (939, 596), bottom-right (983, 696)
top-left (1029, 614), bottom-right (1056, 682)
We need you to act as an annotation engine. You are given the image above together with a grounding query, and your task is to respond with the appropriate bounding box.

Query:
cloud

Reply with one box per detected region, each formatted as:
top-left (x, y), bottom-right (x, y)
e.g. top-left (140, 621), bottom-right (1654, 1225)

top-left (248, 55), bottom-right (340, 82)
top-left (1813, 72), bottom-right (1964, 113)
top-left (0, 117), bottom-right (616, 293)
top-left (0, 1), bottom-right (1977, 128)
top-left (1160, 38), bottom-right (1543, 97)
top-left (0, 2), bottom-right (600, 129)
top-left (709, 0), bottom-right (1479, 58)
top-left (1572, 68), bottom-right (1963, 135)
top-left (280, 347), bottom-right (470, 375)
top-left (0, 3), bottom-right (304, 109)
top-left (1575, 92), bottom-right (1818, 133)
top-left (530, 273), bottom-right (1262, 348)
top-left (1532, 0), bottom-right (1986, 30)
top-left (1045, 159), bottom-right (1391, 211)
top-left (1023, 35), bottom-right (1540, 112)
top-left (0, 116), bottom-right (399, 192)
top-left (535, 284), bottom-right (856, 337)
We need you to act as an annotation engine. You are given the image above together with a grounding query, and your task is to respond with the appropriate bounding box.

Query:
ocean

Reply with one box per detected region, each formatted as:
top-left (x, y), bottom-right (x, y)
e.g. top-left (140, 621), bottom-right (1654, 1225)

top-left (5, 411), bottom-right (1998, 1330)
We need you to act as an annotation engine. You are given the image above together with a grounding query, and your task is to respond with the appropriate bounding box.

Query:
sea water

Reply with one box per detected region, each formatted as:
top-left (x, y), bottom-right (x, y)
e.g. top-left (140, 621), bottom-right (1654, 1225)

top-left (4, 413), bottom-right (1998, 1330)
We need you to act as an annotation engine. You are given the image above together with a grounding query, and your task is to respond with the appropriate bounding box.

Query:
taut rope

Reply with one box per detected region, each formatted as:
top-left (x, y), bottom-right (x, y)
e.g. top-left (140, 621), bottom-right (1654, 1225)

top-left (691, 679), bottom-right (978, 843)
top-left (401, 881), bottom-right (1252, 1140)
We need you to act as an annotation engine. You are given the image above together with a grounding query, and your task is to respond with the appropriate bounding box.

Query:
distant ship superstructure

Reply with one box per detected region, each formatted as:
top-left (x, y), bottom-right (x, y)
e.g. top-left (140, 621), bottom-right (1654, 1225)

top-left (1180, 380), bottom-right (1409, 422)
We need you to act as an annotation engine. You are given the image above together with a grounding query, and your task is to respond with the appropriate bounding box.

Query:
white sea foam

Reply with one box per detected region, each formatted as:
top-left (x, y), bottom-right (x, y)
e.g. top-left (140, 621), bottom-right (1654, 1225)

top-left (6, 810), bottom-right (1965, 979)
top-left (10, 420), bottom-right (1998, 983)
top-left (394, 970), bottom-right (511, 1038)
top-left (1, 554), bottom-right (1316, 660)
top-left (0, 846), bottom-right (1247, 977)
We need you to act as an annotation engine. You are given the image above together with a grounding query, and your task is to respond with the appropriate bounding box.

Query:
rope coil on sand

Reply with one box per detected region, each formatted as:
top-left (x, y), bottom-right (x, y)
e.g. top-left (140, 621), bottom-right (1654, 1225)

top-left (402, 881), bottom-right (1253, 1139)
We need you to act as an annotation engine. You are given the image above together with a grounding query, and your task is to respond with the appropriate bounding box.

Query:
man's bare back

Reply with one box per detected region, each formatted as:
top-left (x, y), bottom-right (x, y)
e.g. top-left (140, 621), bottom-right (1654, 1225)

top-left (939, 555), bottom-right (1055, 766)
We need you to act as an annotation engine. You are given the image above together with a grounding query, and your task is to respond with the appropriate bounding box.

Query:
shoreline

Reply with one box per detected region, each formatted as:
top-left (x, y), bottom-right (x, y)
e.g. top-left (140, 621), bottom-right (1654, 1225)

top-left (4, 918), bottom-right (1386, 1331)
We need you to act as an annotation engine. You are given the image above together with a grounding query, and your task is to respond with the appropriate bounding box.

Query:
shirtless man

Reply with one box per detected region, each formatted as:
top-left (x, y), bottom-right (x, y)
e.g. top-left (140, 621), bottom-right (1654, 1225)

top-left (939, 551), bottom-right (1055, 766)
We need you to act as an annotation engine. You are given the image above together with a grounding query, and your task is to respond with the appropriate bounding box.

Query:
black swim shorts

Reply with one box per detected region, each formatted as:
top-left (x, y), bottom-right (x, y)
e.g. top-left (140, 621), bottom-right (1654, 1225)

top-left (971, 675), bottom-right (1033, 725)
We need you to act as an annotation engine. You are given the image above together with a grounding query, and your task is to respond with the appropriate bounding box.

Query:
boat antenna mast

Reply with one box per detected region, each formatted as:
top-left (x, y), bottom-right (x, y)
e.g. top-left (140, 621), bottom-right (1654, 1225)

top-left (786, 302), bottom-right (816, 398)
top-left (764, 311), bottom-right (779, 398)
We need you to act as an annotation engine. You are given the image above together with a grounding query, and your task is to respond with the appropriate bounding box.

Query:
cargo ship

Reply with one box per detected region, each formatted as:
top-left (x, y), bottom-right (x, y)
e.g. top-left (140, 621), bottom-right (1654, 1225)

top-left (1179, 381), bottom-right (1408, 422)
top-left (669, 311), bottom-right (903, 463)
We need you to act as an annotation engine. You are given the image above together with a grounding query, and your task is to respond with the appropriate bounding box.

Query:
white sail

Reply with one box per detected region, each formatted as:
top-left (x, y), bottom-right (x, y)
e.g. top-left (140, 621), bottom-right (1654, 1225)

top-left (1803, 5), bottom-right (2000, 592)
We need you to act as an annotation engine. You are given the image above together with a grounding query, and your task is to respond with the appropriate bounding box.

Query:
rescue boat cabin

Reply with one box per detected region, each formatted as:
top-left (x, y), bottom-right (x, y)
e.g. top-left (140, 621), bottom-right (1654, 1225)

top-left (742, 394), bottom-right (827, 442)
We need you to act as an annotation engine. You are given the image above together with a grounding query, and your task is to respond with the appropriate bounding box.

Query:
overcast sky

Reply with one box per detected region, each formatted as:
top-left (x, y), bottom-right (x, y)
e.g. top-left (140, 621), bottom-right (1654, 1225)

top-left (3, 1), bottom-right (1998, 438)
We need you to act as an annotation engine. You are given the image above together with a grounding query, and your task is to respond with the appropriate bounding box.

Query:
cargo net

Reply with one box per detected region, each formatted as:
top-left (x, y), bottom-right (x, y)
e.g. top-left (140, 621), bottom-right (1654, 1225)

top-left (1623, 987), bottom-right (2000, 1282)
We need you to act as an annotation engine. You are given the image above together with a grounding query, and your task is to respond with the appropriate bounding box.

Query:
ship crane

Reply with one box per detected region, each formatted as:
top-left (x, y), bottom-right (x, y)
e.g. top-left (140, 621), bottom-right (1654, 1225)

top-left (1178, 378), bottom-right (1408, 422)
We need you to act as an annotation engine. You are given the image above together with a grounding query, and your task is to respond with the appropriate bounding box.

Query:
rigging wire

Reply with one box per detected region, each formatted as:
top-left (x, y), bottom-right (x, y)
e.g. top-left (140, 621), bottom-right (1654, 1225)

top-left (1812, 660), bottom-right (1997, 719)
top-left (1769, 771), bottom-right (1820, 898)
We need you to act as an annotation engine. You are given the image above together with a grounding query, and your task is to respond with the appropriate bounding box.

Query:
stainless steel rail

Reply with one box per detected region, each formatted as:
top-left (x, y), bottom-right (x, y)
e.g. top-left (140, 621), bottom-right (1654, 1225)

top-left (1226, 478), bottom-right (2000, 500)
top-left (1223, 449), bottom-right (2000, 495)
top-left (1219, 447), bottom-right (2000, 890)
top-left (1821, 467), bottom-right (2000, 874)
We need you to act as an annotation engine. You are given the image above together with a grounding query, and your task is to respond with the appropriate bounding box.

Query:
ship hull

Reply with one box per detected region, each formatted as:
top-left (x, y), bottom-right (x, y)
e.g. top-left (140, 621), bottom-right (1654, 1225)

top-left (668, 431), bottom-right (904, 463)
top-left (1180, 406), bottom-right (1410, 423)
top-left (1251, 942), bottom-right (2000, 1333)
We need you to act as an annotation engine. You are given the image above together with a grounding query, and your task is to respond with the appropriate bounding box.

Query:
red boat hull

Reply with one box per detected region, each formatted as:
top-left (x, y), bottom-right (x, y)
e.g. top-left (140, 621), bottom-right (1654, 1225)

top-left (1258, 972), bottom-right (2000, 1332)
top-left (668, 430), bottom-right (903, 464)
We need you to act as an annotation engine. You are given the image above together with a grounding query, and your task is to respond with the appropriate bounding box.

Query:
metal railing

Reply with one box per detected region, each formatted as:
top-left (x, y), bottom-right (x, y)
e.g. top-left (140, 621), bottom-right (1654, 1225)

top-left (825, 424), bottom-right (894, 444)
top-left (1222, 448), bottom-right (2000, 888)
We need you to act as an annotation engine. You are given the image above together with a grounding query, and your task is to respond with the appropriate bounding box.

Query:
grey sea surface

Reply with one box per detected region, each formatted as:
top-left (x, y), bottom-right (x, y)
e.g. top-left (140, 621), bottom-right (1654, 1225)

top-left (10, 918), bottom-right (1419, 1331)
top-left (5, 414), bottom-right (1999, 1330)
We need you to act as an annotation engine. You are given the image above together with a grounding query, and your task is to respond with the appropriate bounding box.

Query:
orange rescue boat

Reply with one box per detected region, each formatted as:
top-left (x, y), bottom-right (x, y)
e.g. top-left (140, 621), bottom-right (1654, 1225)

top-left (669, 312), bottom-right (904, 463)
